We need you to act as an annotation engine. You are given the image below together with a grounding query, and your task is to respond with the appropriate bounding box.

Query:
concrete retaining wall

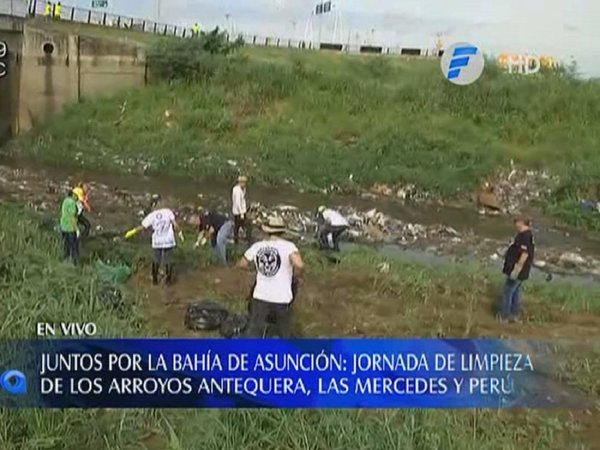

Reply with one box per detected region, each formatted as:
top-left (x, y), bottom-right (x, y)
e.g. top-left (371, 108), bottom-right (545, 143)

top-left (0, 15), bottom-right (24, 144)
top-left (0, 15), bottom-right (146, 141)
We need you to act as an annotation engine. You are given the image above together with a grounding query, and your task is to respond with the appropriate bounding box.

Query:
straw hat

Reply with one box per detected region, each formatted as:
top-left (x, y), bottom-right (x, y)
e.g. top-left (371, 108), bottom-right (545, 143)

top-left (317, 205), bottom-right (326, 214)
top-left (261, 216), bottom-right (286, 234)
top-left (238, 175), bottom-right (248, 183)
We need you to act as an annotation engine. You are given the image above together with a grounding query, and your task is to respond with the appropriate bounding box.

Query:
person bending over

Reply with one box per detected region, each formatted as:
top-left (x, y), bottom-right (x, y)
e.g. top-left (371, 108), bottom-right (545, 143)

top-left (316, 205), bottom-right (349, 252)
top-left (196, 210), bottom-right (233, 266)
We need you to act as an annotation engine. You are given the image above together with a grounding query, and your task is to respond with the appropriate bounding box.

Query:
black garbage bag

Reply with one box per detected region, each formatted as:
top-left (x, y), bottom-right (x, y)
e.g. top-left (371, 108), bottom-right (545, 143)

top-left (220, 313), bottom-right (249, 338)
top-left (184, 300), bottom-right (229, 331)
top-left (97, 283), bottom-right (124, 309)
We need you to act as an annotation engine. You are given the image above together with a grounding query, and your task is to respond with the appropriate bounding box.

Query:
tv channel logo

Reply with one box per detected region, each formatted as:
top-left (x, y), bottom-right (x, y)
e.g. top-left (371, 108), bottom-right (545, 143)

top-left (0, 370), bottom-right (27, 395)
top-left (441, 42), bottom-right (485, 85)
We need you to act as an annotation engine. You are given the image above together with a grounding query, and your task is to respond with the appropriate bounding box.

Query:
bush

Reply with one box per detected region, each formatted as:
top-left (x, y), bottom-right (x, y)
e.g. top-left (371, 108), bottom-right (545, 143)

top-left (147, 28), bottom-right (243, 82)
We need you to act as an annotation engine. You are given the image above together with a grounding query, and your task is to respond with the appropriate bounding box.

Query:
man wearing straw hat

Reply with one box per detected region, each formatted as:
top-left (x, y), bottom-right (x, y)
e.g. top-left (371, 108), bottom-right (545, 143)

top-left (238, 216), bottom-right (305, 338)
top-left (232, 175), bottom-right (251, 245)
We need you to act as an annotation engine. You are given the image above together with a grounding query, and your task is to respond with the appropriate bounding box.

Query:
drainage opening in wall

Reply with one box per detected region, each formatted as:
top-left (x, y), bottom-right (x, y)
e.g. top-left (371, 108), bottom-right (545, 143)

top-left (42, 42), bottom-right (55, 55)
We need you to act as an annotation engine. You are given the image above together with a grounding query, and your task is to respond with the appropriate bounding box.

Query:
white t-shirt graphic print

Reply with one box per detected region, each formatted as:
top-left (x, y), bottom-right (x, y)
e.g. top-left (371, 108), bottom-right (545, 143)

top-left (142, 208), bottom-right (176, 249)
top-left (244, 238), bottom-right (298, 304)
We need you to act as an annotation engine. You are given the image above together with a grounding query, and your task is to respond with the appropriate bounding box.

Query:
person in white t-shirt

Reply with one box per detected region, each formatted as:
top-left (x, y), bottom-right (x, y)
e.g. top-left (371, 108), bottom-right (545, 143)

top-left (127, 196), bottom-right (183, 286)
top-left (238, 216), bottom-right (304, 338)
top-left (316, 205), bottom-right (349, 252)
top-left (232, 175), bottom-right (252, 244)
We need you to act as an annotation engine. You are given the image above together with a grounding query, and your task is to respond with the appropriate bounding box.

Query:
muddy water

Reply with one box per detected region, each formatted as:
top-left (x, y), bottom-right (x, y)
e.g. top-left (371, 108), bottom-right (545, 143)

top-left (4, 155), bottom-right (600, 256)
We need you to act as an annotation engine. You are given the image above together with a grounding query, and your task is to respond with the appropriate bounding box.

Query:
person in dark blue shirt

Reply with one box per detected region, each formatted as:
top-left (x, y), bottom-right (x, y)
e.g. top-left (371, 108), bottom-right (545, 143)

top-left (499, 217), bottom-right (535, 322)
top-left (196, 211), bottom-right (233, 265)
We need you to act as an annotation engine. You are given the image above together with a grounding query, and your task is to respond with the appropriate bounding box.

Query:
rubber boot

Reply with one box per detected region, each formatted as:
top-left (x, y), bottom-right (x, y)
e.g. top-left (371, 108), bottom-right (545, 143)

top-left (165, 264), bottom-right (174, 286)
top-left (151, 263), bottom-right (159, 285)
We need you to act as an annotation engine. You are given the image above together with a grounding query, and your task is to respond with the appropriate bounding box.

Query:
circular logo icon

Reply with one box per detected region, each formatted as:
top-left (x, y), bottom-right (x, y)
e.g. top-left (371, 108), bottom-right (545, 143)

top-left (441, 42), bottom-right (485, 85)
top-left (0, 370), bottom-right (27, 395)
top-left (256, 247), bottom-right (281, 277)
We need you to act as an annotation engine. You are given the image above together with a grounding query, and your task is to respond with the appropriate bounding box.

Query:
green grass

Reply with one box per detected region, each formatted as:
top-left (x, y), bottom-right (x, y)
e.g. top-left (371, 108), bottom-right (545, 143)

top-left (1, 205), bottom-right (599, 449)
top-left (0, 205), bottom-right (154, 449)
top-left (155, 409), bottom-right (582, 450)
top-left (9, 45), bottom-right (600, 208)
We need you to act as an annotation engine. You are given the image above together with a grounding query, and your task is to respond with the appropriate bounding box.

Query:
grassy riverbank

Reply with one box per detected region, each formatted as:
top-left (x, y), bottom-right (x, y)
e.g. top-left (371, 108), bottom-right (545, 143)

top-left (10, 45), bottom-right (600, 204)
top-left (2, 203), bottom-right (599, 449)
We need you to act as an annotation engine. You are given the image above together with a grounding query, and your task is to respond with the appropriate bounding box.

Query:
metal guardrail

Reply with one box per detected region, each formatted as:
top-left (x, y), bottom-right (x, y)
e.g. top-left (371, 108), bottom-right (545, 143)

top-left (234, 33), bottom-right (443, 57)
top-left (27, 0), bottom-right (189, 37)
top-left (0, 0), bottom-right (30, 17)
top-left (24, 1), bottom-right (442, 58)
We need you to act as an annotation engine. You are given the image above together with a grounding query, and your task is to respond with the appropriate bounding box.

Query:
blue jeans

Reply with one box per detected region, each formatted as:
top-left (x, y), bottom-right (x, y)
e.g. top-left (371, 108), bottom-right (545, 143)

top-left (500, 277), bottom-right (522, 318)
top-left (62, 231), bottom-right (79, 265)
top-left (214, 221), bottom-right (233, 265)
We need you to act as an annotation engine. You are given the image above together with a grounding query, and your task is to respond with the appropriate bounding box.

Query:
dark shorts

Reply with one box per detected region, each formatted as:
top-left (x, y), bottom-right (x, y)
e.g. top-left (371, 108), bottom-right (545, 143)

top-left (152, 247), bottom-right (174, 265)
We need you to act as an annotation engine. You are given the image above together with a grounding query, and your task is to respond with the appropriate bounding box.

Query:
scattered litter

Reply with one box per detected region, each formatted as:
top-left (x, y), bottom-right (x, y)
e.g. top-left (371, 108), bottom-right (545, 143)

top-left (558, 252), bottom-right (586, 267)
top-left (97, 284), bottom-right (124, 309)
top-left (377, 262), bottom-right (390, 273)
top-left (579, 200), bottom-right (600, 213)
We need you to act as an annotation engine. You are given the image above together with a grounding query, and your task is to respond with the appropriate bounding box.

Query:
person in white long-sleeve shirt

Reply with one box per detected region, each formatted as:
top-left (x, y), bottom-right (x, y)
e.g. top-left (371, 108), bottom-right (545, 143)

top-left (232, 175), bottom-right (251, 244)
top-left (317, 205), bottom-right (349, 252)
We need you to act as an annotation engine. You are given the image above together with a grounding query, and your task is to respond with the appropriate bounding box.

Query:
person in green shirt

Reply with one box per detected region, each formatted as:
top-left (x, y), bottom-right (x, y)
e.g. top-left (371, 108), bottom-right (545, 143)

top-left (60, 189), bottom-right (80, 264)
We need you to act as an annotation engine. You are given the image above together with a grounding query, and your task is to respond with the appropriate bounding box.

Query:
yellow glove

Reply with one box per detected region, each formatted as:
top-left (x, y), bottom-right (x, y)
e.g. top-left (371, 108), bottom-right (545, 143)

top-left (124, 228), bottom-right (138, 239)
top-left (178, 231), bottom-right (185, 242)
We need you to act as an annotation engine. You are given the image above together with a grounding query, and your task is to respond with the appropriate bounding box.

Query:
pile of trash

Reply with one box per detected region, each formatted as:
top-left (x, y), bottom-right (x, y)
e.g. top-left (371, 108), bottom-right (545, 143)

top-left (246, 203), bottom-right (462, 246)
top-left (365, 183), bottom-right (433, 202)
top-left (550, 252), bottom-right (600, 276)
top-left (250, 203), bottom-right (315, 237)
top-left (480, 165), bottom-right (560, 213)
top-left (346, 208), bottom-right (461, 244)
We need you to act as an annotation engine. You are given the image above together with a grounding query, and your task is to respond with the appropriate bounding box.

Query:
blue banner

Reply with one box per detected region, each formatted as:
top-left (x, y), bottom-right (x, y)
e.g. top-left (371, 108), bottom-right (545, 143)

top-left (0, 339), bottom-right (591, 409)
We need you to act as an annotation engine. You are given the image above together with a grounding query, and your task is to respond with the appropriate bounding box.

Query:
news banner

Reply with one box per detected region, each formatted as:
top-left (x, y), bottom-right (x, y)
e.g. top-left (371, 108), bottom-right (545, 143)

top-left (0, 323), bottom-right (590, 409)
